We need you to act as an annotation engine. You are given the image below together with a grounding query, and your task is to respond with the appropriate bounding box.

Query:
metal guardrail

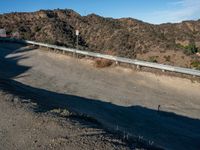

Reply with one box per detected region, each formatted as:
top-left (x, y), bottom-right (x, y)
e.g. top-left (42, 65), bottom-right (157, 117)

top-left (1, 38), bottom-right (200, 77)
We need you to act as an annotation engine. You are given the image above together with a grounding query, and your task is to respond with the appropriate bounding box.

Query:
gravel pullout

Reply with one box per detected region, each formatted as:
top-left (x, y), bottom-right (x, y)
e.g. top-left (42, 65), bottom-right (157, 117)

top-left (0, 42), bottom-right (200, 150)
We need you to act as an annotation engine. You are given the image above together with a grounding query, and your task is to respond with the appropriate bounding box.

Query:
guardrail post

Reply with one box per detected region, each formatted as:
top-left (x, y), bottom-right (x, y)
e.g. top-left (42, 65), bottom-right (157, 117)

top-left (136, 65), bottom-right (140, 69)
top-left (73, 50), bottom-right (77, 58)
top-left (73, 51), bottom-right (75, 58)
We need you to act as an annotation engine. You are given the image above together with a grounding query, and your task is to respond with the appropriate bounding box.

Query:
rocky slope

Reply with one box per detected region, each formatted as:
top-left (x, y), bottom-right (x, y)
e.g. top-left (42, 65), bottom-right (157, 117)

top-left (0, 9), bottom-right (200, 68)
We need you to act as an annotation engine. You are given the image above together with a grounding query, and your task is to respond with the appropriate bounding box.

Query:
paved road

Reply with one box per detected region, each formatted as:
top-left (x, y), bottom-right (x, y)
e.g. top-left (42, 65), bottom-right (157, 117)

top-left (1, 42), bottom-right (200, 150)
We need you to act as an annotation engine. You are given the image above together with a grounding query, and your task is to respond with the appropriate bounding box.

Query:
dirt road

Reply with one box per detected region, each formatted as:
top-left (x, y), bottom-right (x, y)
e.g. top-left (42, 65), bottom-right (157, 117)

top-left (1, 42), bottom-right (200, 150)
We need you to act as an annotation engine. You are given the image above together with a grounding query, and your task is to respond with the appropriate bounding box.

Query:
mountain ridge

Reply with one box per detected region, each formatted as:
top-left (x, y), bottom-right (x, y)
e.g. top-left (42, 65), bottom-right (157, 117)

top-left (0, 9), bottom-right (200, 68)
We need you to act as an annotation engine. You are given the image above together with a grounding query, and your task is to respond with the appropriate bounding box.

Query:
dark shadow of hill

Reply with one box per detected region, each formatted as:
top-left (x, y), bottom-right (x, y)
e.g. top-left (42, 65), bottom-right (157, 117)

top-left (0, 41), bottom-right (200, 150)
top-left (0, 41), bottom-right (35, 79)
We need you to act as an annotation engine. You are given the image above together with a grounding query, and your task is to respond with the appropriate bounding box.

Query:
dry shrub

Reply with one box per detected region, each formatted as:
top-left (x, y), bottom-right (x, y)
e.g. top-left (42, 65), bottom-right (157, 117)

top-left (94, 58), bottom-right (113, 68)
top-left (104, 50), bottom-right (116, 55)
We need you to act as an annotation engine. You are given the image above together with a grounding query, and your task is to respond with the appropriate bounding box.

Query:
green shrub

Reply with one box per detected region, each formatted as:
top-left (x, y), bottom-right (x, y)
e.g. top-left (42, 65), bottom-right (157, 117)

top-left (191, 61), bottom-right (200, 70)
top-left (149, 56), bottom-right (158, 63)
top-left (176, 43), bottom-right (185, 49)
top-left (176, 43), bottom-right (199, 55)
top-left (184, 44), bottom-right (199, 55)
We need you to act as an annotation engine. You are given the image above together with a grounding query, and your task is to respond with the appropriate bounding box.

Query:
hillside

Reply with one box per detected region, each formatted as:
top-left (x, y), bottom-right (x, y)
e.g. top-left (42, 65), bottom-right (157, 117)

top-left (0, 9), bottom-right (200, 68)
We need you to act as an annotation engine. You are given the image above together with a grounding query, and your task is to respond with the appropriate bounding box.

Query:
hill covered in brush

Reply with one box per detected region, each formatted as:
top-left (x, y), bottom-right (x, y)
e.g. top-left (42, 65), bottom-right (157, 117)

top-left (0, 9), bottom-right (200, 68)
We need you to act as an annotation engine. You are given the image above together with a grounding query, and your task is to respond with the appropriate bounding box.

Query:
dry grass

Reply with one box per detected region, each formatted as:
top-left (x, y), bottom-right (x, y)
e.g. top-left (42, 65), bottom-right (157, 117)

top-left (104, 50), bottom-right (116, 56)
top-left (94, 58), bottom-right (113, 68)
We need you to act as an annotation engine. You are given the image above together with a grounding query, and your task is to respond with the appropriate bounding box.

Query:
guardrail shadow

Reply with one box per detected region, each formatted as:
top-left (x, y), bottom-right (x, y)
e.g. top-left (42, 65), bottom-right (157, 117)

top-left (0, 41), bottom-right (200, 150)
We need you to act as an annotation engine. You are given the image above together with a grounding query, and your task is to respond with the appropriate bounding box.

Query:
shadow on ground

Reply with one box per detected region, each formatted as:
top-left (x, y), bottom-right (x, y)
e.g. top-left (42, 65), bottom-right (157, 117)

top-left (0, 40), bottom-right (200, 150)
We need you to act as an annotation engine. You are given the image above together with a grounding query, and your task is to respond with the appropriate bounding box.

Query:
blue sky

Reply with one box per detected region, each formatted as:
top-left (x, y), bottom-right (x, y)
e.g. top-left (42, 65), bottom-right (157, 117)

top-left (0, 0), bottom-right (200, 24)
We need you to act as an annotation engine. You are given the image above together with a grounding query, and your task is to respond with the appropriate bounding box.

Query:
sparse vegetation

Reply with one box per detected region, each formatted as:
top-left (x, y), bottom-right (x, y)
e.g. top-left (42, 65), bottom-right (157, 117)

top-left (148, 56), bottom-right (158, 63)
top-left (104, 50), bottom-right (116, 56)
top-left (176, 43), bottom-right (200, 55)
top-left (184, 44), bottom-right (199, 55)
top-left (94, 58), bottom-right (113, 68)
top-left (164, 55), bottom-right (171, 62)
top-left (176, 43), bottom-right (185, 49)
top-left (191, 61), bottom-right (200, 70)
top-left (33, 26), bottom-right (41, 32)
top-left (43, 38), bottom-right (56, 45)
top-left (1, 9), bottom-right (200, 68)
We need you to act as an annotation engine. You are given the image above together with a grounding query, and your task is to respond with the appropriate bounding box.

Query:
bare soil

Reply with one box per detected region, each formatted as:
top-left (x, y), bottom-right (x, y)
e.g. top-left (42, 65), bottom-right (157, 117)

top-left (1, 42), bottom-right (200, 150)
top-left (0, 91), bottom-right (132, 150)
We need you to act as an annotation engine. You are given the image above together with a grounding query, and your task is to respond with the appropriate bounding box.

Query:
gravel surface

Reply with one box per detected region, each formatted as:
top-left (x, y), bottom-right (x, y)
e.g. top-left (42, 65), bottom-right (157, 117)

top-left (0, 42), bottom-right (200, 150)
top-left (0, 91), bottom-right (132, 150)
